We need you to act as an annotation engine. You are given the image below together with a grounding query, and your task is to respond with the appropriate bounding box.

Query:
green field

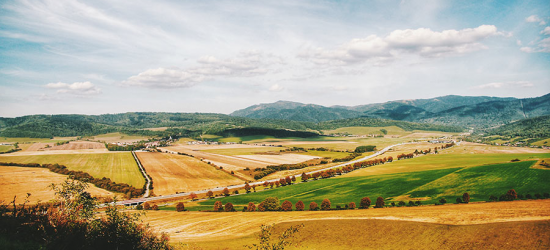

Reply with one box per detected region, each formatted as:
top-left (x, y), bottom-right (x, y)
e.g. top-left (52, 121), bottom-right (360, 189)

top-left (0, 145), bottom-right (14, 153)
top-left (345, 153), bottom-right (550, 177)
top-left (0, 153), bottom-right (144, 187)
top-left (197, 160), bottom-right (550, 209)
top-left (202, 147), bottom-right (286, 156)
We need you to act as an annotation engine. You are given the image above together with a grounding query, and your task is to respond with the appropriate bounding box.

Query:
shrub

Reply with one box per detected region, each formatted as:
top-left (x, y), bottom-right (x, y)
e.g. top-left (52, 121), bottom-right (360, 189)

top-left (505, 189), bottom-right (517, 201)
top-left (462, 193), bottom-right (470, 203)
top-left (136, 204), bottom-right (143, 210)
top-left (544, 193), bottom-right (549, 198)
top-left (526, 194), bottom-right (533, 199)
top-left (489, 195), bottom-right (498, 202)
top-left (247, 202), bottom-right (256, 212)
top-left (360, 197), bottom-right (371, 209)
top-left (390, 202), bottom-right (395, 207)
top-left (517, 194), bottom-right (524, 199)
top-left (349, 202), bottom-right (356, 209)
top-left (258, 202), bottom-right (266, 212)
top-left (309, 202), bottom-right (318, 211)
top-left (262, 197), bottom-right (280, 211)
top-left (189, 192), bottom-right (198, 200)
top-left (213, 201), bottom-right (223, 212)
top-left (143, 202), bottom-right (151, 210)
top-left (152, 204), bottom-right (159, 210)
top-left (223, 188), bottom-right (230, 197)
top-left (176, 202), bottom-right (185, 212)
top-left (439, 198), bottom-right (447, 204)
top-left (282, 201), bottom-right (293, 211)
top-left (206, 190), bottom-right (214, 198)
top-left (456, 197), bottom-right (462, 204)
top-left (375, 197), bottom-right (385, 208)
top-left (321, 199), bottom-right (331, 211)
top-left (398, 201), bottom-right (406, 207)
top-left (290, 201), bottom-right (303, 211)
top-left (225, 203), bottom-right (235, 212)
top-left (414, 201), bottom-right (422, 206)
top-left (408, 201), bottom-right (415, 206)
top-left (535, 193), bottom-right (542, 199)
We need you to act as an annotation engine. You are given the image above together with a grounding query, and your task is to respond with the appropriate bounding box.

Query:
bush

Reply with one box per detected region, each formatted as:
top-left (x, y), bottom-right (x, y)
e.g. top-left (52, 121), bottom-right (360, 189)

top-left (535, 193), bottom-right (542, 199)
top-left (398, 201), bottom-right (406, 207)
top-left (462, 193), bottom-right (470, 203)
top-left (282, 201), bottom-right (293, 211)
top-left (544, 193), bottom-right (549, 198)
top-left (414, 201), bottom-right (422, 206)
top-left (489, 195), bottom-right (498, 202)
top-left (349, 202), bottom-right (356, 209)
top-left (309, 202), bottom-right (318, 211)
top-left (360, 197), bottom-right (371, 209)
top-left (456, 197), bottom-right (462, 204)
top-left (374, 197), bottom-right (384, 208)
top-left (143, 202), bottom-right (151, 210)
top-left (295, 201), bottom-right (305, 211)
top-left (152, 204), bottom-right (159, 210)
top-left (439, 198), bottom-right (447, 204)
top-left (206, 190), bottom-right (214, 198)
top-left (213, 201), bottom-right (223, 212)
top-left (262, 197), bottom-right (280, 211)
top-left (258, 202), bottom-right (266, 212)
top-left (136, 204), bottom-right (143, 210)
top-left (247, 202), bottom-right (256, 212)
top-left (408, 201), bottom-right (415, 206)
top-left (505, 189), bottom-right (517, 201)
top-left (390, 202), bottom-right (395, 207)
top-left (526, 194), bottom-right (533, 199)
top-left (225, 203), bottom-right (235, 212)
top-left (321, 199), bottom-right (331, 211)
top-left (176, 202), bottom-right (185, 212)
top-left (223, 188), bottom-right (230, 197)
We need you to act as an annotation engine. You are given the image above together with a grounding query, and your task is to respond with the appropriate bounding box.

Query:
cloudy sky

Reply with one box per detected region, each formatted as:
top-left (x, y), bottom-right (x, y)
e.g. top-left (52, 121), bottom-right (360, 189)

top-left (1, 0), bottom-right (549, 117)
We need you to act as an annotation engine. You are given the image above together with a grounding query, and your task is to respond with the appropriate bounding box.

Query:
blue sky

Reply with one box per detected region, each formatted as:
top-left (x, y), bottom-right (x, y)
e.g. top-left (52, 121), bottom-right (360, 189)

top-left (1, 0), bottom-right (549, 117)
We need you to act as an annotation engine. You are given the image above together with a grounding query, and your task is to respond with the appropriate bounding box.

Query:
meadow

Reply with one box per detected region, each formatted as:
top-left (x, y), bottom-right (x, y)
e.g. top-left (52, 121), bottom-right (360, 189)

top-left (0, 152), bottom-right (144, 187)
top-left (196, 159), bottom-right (550, 209)
top-left (0, 145), bottom-right (14, 153)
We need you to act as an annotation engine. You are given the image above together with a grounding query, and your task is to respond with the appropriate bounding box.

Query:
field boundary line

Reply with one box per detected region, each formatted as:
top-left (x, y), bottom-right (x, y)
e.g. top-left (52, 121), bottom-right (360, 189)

top-left (132, 151), bottom-right (151, 198)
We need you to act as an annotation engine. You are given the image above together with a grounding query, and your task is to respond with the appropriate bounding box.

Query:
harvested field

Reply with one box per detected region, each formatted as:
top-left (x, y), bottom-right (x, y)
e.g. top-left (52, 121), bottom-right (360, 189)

top-left (135, 152), bottom-right (242, 195)
top-left (235, 154), bottom-right (319, 165)
top-left (24, 141), bottom-right (106, 152)
top-left (442, 142), bottom-right (549, 154)
top-left (0, 165), bottom-right (114, 204)
top-left (0, 152), bottom-right (144, 187)
top-left (0, 145), bottom-right (14, 153)
top-left (84, 132), bottom-right (148, 143)
top-left (143, 199), bottom-right (550, 244)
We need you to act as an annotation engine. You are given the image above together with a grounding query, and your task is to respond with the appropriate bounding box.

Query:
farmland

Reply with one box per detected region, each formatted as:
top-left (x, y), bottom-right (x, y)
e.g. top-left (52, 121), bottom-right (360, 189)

top-left (0, 145), bottom-right (13, 153)
top-left (135, 152), bottom-right (242, 196)
top-left (0, 152), bottom-right (144, 187)
top-left (0, 165), bottom-right (114, 204)
top-left (195, 159), bottom-right (550, 209)
top-left (82, 132), bottom-right (149, 143)
top-left (143, 199), bottom-right (550, 248)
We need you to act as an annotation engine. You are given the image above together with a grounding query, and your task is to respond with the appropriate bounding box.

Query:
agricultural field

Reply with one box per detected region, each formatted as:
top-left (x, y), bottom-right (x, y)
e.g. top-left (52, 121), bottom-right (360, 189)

top-left (0, 165), bottom-right (114, 204)
top-left (0, 137), bottom-right (77, 144)
top-left (135, 152), bottom-right (242, 196)
top-left (21, 141), bottom-right (107, 152)
top-left (195, 160), bottom-right (550, 209)
top-left (82, 132), bottom-right (149, 143)
top-left (0, 153), bottom-right (144, 187)
top-left (0, 145), bottom-right (14, 153)
top-left (143, 199), bottom-right (550, 248)
top-left (532, 138), bottom-right (550, 147)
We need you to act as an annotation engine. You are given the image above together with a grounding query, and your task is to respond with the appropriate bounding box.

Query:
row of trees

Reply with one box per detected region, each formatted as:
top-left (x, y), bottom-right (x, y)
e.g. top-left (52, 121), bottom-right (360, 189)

top-left (0, 162), bottom-right (144, 198)
top-left (488, 189), bottom-right (550, 202)
top-left (105, 142), bottom-right (146, 151)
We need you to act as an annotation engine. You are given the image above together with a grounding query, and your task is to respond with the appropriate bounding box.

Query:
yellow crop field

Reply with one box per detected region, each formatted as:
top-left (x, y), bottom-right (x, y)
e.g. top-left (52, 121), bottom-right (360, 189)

top-left (135, 152), bottom-right (242, 195)
top-left (0, 165), bottom-right (114, 204)
top-left (0, 152), bottom-right (144, 187)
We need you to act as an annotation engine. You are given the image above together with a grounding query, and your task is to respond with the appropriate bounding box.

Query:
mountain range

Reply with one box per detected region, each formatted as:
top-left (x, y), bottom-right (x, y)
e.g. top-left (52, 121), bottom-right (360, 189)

top-left (230, 94), bottom-right (550, 129)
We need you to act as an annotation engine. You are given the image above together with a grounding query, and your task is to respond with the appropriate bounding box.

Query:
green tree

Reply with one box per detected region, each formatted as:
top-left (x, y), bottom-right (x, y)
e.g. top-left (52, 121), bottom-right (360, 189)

top-left (262, 197), bottom-right (281, 211)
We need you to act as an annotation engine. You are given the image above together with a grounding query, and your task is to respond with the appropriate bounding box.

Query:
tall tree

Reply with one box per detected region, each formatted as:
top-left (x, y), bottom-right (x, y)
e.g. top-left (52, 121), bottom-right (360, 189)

top-left (295, 201), bottom-right (305, 211)
top-left (213, 201), bottom-right (223, 212)
top-left (375, 197), bottom-right (385, 208)
top-left (321, 199), bottom-right (331, 211)
top-left (281, 200), bottom-right (293, 211)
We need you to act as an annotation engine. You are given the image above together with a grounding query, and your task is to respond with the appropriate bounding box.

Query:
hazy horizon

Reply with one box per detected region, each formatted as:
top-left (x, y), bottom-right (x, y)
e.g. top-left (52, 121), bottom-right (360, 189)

top-left (1, 1), bottom-right (549, 117)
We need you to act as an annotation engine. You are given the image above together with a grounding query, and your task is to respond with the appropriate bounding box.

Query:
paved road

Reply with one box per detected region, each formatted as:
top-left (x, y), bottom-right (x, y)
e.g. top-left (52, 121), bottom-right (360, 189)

top-left (117, 142), bottom-right (414, 205)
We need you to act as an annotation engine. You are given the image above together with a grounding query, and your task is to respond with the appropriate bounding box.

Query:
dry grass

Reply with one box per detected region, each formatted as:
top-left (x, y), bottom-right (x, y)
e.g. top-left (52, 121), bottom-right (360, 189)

top-left (234, 154), bottom-right (319, 165)
top-left (135, 152), bottom-right (242, 196)
top-left (23, 141), bottom-right (106, 152)
top-left (0, 165), bottom-right (114, 204)
top-left (144, 199), bottom-right (550, 244)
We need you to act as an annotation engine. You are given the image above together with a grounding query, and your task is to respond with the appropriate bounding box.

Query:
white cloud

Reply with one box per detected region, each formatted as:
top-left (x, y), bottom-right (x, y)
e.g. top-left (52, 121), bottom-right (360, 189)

top-left (471, 81), bottom-right (534, 90)
top-left (541, 27), bottom-right (550, 35)
top-left (299, 25), bottom-right (500, 64)
top-left (122, 52), bottom-right (280, 88)
top-left (269, 84), bottom-right (285, 92)
top-left (520, 37), bottom-right (550, 53)
top-left (526, 15), bottom-right (546, 25)
top-left (45, 81), bottom-right (102, 95)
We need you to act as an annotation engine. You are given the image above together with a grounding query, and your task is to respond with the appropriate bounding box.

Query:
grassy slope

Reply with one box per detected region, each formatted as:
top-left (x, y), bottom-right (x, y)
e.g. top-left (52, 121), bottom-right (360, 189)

top-left (193, 219), bottom-right (550, 250)
top-left (0, 145), bottom-right (14, 153)
top-left (0, 153), bottom-right (144, 187)
top-left (198, 160), bottom-right (550, 208)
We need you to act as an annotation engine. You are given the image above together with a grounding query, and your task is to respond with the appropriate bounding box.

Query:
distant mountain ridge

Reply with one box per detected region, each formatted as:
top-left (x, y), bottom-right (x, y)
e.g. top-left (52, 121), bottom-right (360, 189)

top-left (230, 94), bottom-right (550, 129)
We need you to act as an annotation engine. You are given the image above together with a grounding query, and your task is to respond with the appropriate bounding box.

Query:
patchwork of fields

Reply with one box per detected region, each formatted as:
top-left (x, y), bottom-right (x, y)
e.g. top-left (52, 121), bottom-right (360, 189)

top-left (0, 152), bottom-right (144, 187)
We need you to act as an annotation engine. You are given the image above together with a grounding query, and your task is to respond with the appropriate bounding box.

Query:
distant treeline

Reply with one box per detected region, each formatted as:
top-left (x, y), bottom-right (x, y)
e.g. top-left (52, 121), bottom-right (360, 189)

top-left (0, 112), bottom-right (464, 139)
top-left (105, 143), bottom-right (146, 151)
top-left (0, 162), bottom-right (143, 198)
top-left (483, 115), bottom-right (550, 139)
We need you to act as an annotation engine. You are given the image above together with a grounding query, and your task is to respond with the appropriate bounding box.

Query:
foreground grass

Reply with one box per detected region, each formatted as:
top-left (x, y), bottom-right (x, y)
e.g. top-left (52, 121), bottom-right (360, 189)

top-left (0, 153), bottom-right (144, 187)
top-left (198, 160), bottom-right (550, 207)
top-left (191, 219), bottom-right (550, 250)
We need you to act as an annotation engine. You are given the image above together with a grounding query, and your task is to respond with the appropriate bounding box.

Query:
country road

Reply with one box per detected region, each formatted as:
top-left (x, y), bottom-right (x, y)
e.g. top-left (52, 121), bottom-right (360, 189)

top-left (116, 142), bottom-right (415, 205)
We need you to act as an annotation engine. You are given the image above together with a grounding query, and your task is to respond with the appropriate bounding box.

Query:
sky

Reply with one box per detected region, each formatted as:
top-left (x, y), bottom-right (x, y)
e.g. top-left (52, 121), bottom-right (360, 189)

top-left (1, 0), bottom-right (549, 117)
